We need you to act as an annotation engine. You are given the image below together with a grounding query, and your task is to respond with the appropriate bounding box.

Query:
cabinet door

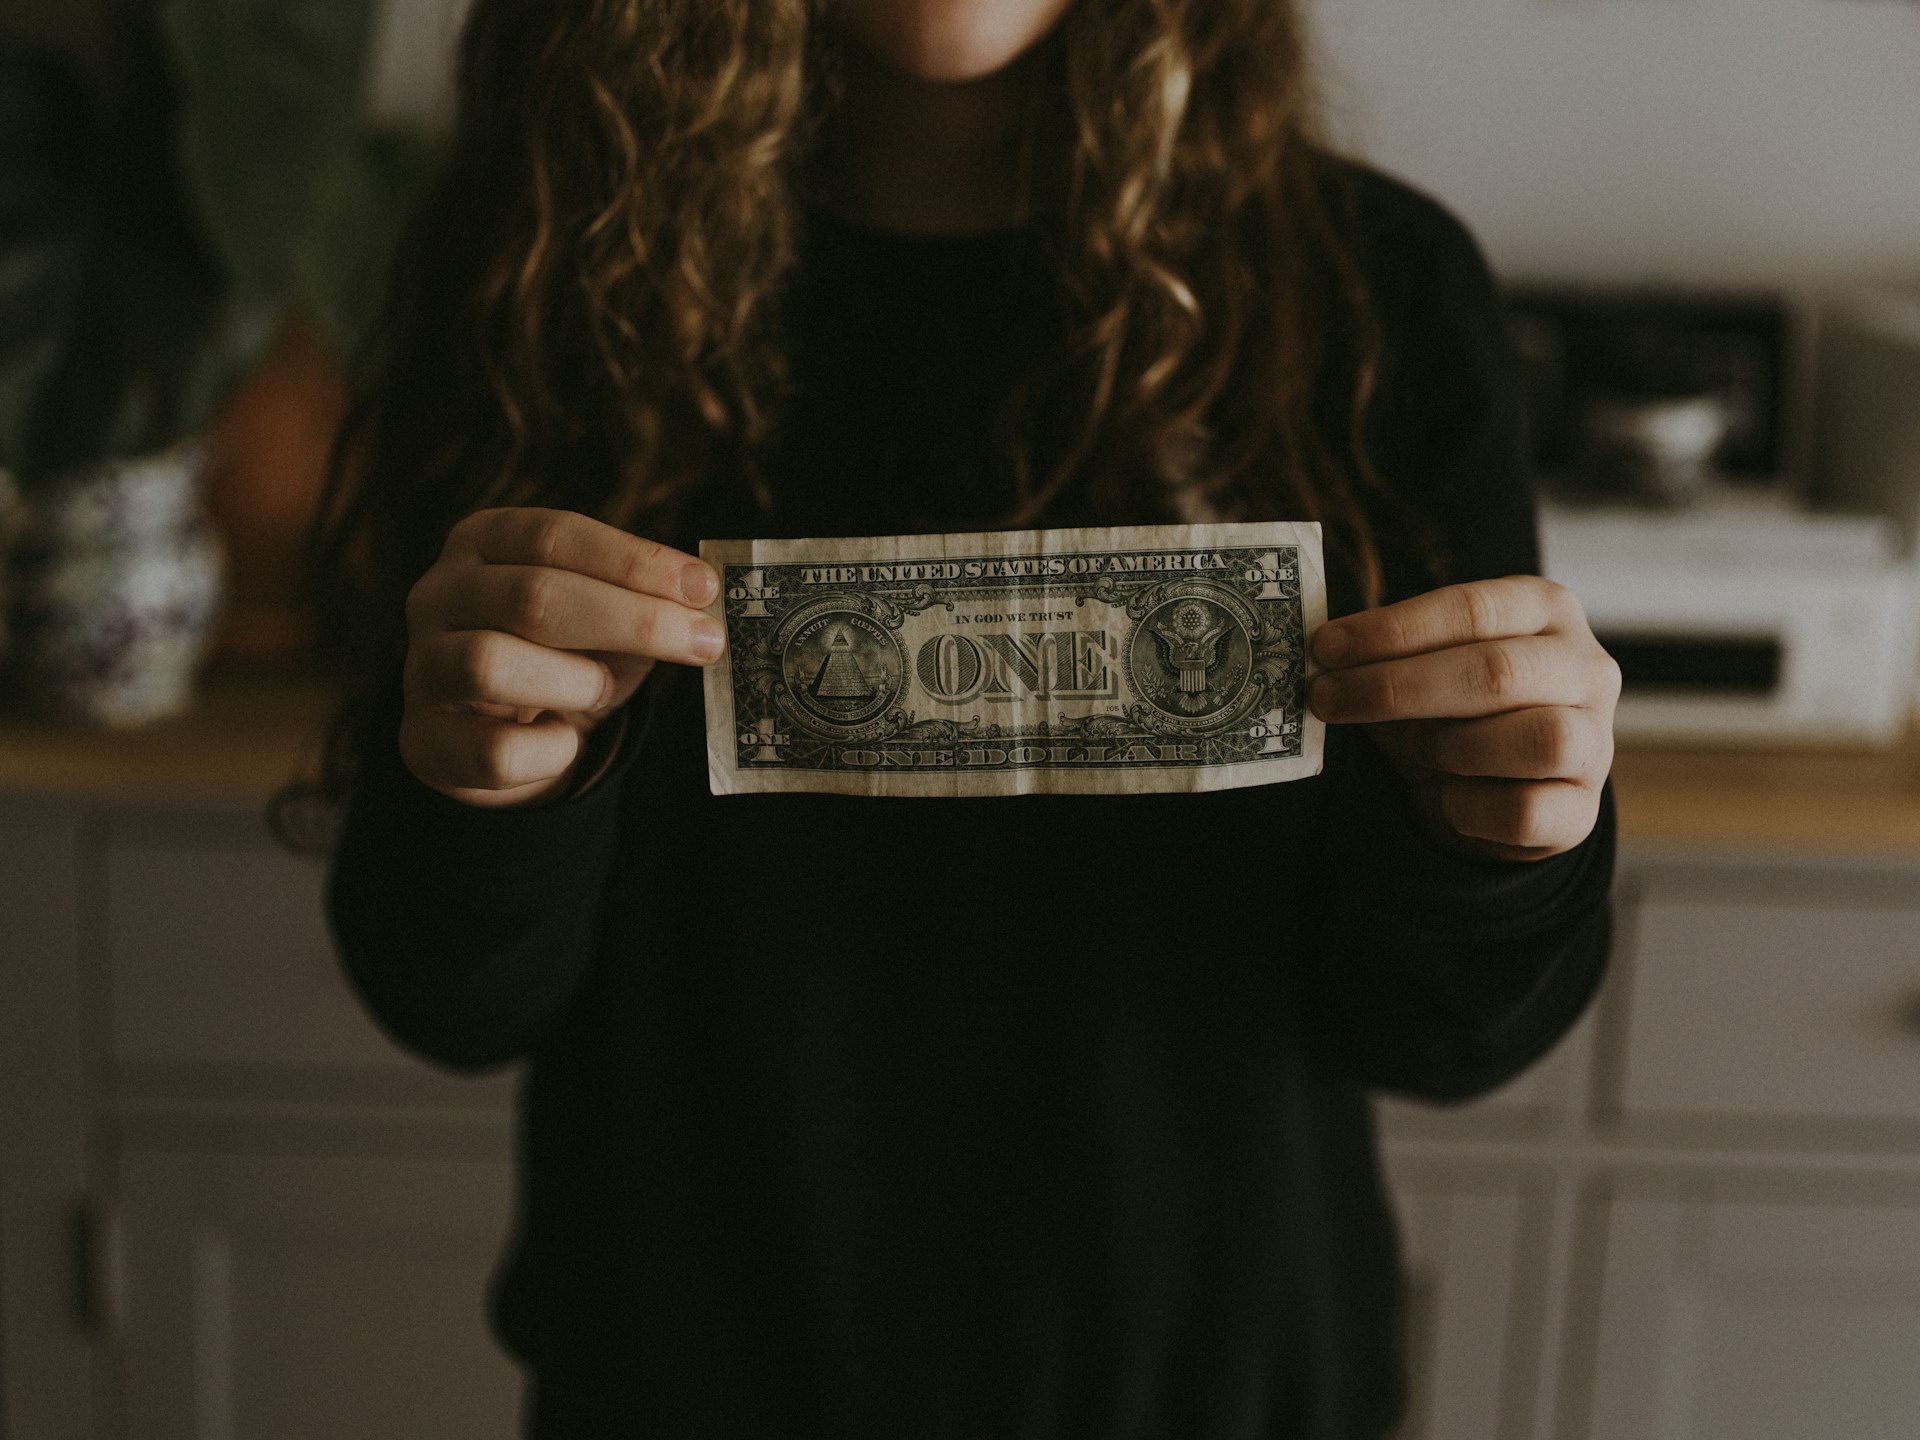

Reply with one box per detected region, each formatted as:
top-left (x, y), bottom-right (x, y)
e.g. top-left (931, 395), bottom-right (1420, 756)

top-left (1575, 1178), bottom-right (1920, 1440)
top-left (1608, 878), bottom-right (1920, 1139)
top-left (113, 1145), bottom-right (523, 1440)
top-left (0, 797), bottom-right (96, 1439)
top-left (95, 807), bottom-right (510, 1109)
top-left (1383, 1164), bottom-right (1543, 1440)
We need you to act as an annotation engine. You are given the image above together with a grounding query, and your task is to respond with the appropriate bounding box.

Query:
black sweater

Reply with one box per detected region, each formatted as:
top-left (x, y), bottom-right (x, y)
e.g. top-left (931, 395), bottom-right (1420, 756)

top-left (324, 163), bottom-right (1614, 1440)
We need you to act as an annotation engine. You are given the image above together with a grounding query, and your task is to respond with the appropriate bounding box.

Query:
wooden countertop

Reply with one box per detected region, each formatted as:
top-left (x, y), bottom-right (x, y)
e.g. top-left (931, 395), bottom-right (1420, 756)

top-left (3, 665), bottom-right (1920, 854)
top-left (0, 664), bottom-right (346, 802)
top-left (1606, 741), bottom-right (1920, 856)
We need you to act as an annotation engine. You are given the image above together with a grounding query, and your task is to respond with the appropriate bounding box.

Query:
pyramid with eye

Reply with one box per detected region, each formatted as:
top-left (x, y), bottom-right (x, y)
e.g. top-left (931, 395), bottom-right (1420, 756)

top-left (811, 629), bottom-right (875, 700)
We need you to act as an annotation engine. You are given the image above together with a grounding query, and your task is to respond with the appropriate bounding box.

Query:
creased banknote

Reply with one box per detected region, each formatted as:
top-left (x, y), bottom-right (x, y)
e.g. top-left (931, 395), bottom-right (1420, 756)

top-left (700, 522), bottom-right (1325, 797)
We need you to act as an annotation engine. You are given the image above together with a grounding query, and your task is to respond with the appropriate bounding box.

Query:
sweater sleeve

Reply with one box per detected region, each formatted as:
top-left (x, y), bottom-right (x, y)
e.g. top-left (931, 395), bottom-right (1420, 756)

top-left (322, 665), bottom-right (653, 1073)
top-left (1293, 168), bottom-right (1615, 1104)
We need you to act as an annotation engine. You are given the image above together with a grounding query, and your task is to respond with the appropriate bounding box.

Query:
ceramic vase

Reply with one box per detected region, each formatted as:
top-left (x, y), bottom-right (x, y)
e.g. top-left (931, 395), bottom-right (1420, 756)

top-left (6, 441), bottom-right (227, 728)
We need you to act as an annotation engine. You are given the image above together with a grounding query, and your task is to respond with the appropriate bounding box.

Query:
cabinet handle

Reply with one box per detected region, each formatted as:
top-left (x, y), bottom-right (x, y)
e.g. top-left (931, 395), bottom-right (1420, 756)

top-left (72, 1200), bottom-right (125, 1339)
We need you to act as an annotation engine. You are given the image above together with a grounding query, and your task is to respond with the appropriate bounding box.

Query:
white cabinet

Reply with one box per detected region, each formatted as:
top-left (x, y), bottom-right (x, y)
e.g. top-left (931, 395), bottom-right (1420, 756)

top-left (1383, 1164), bottom-right (1544, 1440)
top-left (89, 807), bottom-right (516, 1107)
top-left (100, 809), bottom-right (406, 1073)
top-left (12, 784), bottom-right (1920, 1440)
top-left (1606, 883), bottom-right (1920, 1138)
top-left (110, 1141), bottom-right (521, 1440)
top-left (1575, 1179), bottom-right (1920, 1440)
top-left (1380, 852), bottom-right (1920, 1440)
top-left (0, 793), bottom-right (523, 1440)
top-left (0, 796), bottom-right (97, 1440)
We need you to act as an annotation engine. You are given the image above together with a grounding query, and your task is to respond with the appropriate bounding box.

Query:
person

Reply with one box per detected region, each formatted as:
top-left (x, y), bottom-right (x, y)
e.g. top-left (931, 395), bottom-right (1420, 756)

top-left (297, 1), bottom-right (1620, 1435)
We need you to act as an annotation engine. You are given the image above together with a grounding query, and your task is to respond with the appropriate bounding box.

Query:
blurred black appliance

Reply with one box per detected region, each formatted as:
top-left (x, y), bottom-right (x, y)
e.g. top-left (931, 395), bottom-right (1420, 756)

top-left (1505, 287), bottom-right (1791, 487)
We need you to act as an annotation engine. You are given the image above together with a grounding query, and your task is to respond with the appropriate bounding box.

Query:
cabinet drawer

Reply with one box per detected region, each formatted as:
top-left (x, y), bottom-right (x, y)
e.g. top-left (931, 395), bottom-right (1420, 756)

top-left (98, 808), bottom-right (412, 1073)
top-left (1612, 881), bottom-right (1920, 1130)
top-left (1576, 1176), bottom-right (1920, 1440)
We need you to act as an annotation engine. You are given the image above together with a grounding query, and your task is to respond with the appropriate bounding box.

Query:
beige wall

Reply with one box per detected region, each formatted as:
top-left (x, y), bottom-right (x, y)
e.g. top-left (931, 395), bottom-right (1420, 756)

top-left (366, 0), bottom-right (471, 128)
top-left (1311, 0), bottom-right (1920, 291)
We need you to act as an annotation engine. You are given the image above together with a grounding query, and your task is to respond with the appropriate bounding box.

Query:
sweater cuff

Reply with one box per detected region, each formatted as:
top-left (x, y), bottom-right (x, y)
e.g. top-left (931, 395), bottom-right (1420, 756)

top-left (353, 681), bottom-right (636, 903)
top-left (1340, 727), bottom-right (1618, 938)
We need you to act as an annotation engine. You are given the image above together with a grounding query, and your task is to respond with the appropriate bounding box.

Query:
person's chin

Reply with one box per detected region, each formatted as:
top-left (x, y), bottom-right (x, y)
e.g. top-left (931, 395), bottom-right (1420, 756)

top-left (834, 2), bottom-right (1071, 85)
top-left (850, 37), bottom-right (1021, 83)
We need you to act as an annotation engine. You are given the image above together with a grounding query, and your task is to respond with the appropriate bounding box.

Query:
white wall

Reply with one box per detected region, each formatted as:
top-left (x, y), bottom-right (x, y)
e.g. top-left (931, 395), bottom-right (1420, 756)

top-left (367, 0), bottom-right (471, 130)
top-left (366, 0), bottom-right (1920, 291)
top-left (1309, 0), bottom-right (1920, 292)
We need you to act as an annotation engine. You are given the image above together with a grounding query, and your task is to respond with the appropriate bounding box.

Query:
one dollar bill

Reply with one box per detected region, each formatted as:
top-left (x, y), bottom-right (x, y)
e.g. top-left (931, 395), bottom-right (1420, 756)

top-left (700, 521), bottom-right (1326, 797)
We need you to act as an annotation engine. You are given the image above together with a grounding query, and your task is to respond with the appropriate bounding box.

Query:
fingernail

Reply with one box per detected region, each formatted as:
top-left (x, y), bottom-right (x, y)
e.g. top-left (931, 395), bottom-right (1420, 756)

top-left (680, 563), bottom-right (718, 606)
top-left (1315, 625), bottom-right (1349, 664)
top-left (1310, 674), bottom-right (1344, 718)
top-left (595, 664), bottom-right (616, 710)
top-left (690, 616), bottom-right (726, 662)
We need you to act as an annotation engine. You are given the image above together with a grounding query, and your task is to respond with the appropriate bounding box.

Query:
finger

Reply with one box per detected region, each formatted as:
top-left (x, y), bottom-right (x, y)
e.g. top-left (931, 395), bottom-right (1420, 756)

top-left (408, 629), bottom-right (616, 716)
top-left (436, 563), bottom-right (725, 665)
top-left (1313, 576), bottom-right (1580, 668)
top-left (1404, 707), bottom-right (1613, 782)
top-left (1310, 636), bottom-right (1604, 723)
top-left (446, 506), bottom-right (717, 607)
top-left (1438, 776), bottom-right (1601, 855)
top-left (401, 709), bottom-right (582, 796)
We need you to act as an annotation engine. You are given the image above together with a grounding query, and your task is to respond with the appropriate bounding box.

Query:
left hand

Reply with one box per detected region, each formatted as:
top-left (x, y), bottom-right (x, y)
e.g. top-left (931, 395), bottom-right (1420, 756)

top-left (1307, 576), bottom-right (1620, 863)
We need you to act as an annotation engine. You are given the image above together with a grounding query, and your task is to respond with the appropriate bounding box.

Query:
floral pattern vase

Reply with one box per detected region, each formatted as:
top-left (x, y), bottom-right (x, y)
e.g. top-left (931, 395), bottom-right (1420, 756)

top-left (5, 441), bottom-right (227, 728)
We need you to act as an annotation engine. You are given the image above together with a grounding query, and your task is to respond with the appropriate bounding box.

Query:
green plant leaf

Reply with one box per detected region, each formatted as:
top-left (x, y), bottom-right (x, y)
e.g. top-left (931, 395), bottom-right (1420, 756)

top-left (293, 124), bottom-right (445, 367)
top-left (0, 4), bottom-right (435, 486)
top-left (0, 245), bottom-right (85, 473)
top-left (0, 46), bottom-right (97, 477)
top-left (159, 0), bottom-right (379, 297)
top-left (18, 213), bottom-right (231, 480)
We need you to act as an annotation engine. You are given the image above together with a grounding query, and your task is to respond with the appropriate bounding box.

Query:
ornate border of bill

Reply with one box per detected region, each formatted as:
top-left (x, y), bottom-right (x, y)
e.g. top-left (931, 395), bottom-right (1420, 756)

top-left (700, 521), bottom-right (1326, 797)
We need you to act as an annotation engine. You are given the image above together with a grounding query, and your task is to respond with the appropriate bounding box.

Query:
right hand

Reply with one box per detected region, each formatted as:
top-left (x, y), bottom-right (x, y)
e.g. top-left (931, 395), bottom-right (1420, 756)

top-left (398, 506), bottom-right (725, 809)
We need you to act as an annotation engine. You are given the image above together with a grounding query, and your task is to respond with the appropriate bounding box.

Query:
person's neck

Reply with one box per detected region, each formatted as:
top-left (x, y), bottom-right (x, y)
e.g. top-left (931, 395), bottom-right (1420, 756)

top-left (810, 41), bottom-right (1041, 235)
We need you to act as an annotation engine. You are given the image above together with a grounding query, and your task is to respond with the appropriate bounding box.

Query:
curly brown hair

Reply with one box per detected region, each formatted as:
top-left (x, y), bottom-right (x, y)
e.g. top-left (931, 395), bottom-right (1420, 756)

top-left (271, 0), bottom-right (1394, 847)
